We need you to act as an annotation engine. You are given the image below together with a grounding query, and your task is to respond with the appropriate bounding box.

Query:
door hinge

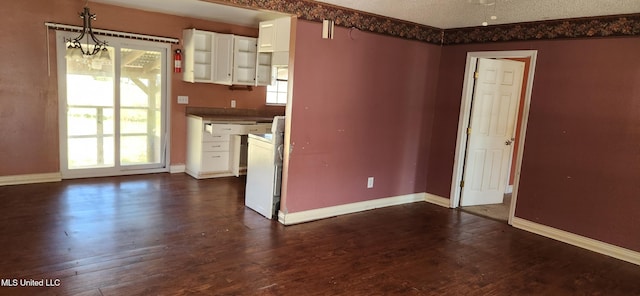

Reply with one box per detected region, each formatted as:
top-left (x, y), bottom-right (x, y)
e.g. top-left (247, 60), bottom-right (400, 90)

top-left (474, 71), bottom-right (479, 79)
top-left (460, 180), bottom-right (465, 188)
top-left (467, 128), bottom-right (472, 135)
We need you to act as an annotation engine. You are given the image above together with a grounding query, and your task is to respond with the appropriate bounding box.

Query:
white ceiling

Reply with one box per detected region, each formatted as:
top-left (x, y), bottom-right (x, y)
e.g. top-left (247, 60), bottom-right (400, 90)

top-left (317, 0), bottom-right (640, 28)
top-left (91, 0), bottom-right (288, 27)
top-left (93, 0), bottom-right (640, 29)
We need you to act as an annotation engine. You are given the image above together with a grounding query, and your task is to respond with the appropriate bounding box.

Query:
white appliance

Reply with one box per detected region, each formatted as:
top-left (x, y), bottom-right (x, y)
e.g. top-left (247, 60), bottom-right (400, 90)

top-left (245, 116), bottom-right (285, 219)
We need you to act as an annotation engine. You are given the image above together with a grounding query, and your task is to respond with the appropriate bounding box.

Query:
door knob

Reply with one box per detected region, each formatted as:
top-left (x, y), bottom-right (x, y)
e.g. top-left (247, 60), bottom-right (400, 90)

top-left (505, 139), bottom-right (513, 146)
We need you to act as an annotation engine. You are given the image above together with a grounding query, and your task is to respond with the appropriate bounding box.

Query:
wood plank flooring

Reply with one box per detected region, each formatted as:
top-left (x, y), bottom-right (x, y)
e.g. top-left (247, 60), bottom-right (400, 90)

top-left (0, 173), bottom-right (638, 295)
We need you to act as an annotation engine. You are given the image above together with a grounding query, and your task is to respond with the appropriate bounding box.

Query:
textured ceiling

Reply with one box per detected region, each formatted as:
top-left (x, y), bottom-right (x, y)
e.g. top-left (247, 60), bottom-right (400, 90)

top-left (92, 0), bottom-right (640, 29)
top-left (316, 0), bottom-right (640, 28)
top-left (91, 0), bottom-right (288, 27)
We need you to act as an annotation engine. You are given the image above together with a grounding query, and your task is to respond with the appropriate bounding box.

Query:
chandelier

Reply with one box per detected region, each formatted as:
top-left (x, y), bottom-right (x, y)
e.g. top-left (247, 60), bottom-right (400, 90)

top-left (65, 7), bottom-right (110, 61)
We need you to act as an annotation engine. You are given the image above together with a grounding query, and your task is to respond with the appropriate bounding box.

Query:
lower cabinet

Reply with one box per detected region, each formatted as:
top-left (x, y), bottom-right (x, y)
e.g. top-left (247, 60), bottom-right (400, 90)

top-left (186, 115), bottom-right (271, 179)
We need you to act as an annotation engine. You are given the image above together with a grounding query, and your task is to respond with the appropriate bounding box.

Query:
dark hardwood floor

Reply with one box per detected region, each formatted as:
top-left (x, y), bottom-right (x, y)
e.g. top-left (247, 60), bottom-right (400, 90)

top-left (0, 174), bottom-right (638, 295)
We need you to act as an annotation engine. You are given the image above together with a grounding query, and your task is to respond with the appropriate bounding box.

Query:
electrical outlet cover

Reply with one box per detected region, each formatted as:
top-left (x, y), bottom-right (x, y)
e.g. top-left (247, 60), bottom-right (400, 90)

top-left (177, 96), bottom-right (189, 104)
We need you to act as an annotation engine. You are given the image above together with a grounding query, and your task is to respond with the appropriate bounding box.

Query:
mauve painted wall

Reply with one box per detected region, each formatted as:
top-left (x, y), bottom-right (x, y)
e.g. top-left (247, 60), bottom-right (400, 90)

top-left (282, 20), bottom-right (441, 213)
top-left (428, 37), bottom-right (640, 252)
top-left (0, 0), bottom-right (282, 176)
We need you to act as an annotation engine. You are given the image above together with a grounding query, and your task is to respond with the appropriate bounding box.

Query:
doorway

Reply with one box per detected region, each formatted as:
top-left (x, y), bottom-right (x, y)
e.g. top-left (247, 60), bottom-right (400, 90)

top-left (57, 31), bottom-right (171, 179)
top-left (449, 50), bottom-right (538, 225)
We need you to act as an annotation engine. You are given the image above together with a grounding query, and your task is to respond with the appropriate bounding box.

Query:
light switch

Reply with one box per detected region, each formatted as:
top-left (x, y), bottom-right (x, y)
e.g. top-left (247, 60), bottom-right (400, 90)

top-left (177, 96), bottom-right (188, 104)
top-left (231, 100), bottom-right (236, 108)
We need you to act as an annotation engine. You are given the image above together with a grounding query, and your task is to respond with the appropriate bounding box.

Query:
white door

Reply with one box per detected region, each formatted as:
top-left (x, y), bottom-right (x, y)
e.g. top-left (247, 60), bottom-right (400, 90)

top-left (460, 58), bottom-right (524, 206)
top-left (58, 31), bottom-right (169, 178)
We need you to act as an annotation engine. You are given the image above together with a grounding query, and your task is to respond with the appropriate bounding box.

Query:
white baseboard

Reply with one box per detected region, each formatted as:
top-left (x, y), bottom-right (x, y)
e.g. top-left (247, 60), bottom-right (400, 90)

top-left (424, 193), bottom-right (451, 208)
top-left (512, 217), bottom-right (640, 266)
top-left (278, 193), bottom-right (425, 225)
top-left (170, 164), bottom-right (186, 174)
top-left (0, 172), bottom-right (62, 186)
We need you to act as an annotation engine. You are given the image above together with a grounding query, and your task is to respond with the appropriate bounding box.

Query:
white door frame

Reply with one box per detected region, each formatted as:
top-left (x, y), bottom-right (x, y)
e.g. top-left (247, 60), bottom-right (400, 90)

top-left (449, 50), bottom-right (538, 225)
top-left (57, 31), bottom-right (172, 179)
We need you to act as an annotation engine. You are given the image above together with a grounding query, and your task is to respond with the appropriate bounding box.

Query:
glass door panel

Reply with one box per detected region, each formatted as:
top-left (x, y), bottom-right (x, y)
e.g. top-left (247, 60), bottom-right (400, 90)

top-left (65, 47), bottom-right (115, 169)
top-left (120, 48), bottom-right (164, 167)
top-left (58, 30), bottom-right (169, 178)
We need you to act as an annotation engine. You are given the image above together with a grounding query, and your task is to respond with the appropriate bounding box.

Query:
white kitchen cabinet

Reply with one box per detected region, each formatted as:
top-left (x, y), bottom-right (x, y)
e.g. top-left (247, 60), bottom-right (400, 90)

top-left (184, 29), bottom-right (271, 86)
top-left (183, 29), bottom-right (213, 83)
top-left (182, 29), bottom-right (233, 85)
top-left (213, 33), bottom-right (234, 85)
top-left (186, 115), bottom-right (272, 179)
top-left (258, 17), bottom-right (291, 67)
top-left (256, 53), bottom-right (272, 86)
top-left (258, 17), bottom-right (291, 53)
top-left (257, 20), bottom-right (276, 52)
top-left (232, 36), bottom-right (257, 86)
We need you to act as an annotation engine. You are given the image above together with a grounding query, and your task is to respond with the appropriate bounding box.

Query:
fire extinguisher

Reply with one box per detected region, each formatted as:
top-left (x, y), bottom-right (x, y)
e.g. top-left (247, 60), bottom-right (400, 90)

top-left (174, 49), bottom-right (182, 73)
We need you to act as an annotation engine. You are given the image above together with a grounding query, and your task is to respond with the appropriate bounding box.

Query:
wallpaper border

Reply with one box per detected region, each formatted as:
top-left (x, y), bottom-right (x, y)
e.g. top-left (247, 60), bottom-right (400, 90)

top-left (207, 1), bottom-right (640, 45)
top-left (443, 13), bottom-right (640, 45)
top-left (206, 0), bottom-right (443, 44)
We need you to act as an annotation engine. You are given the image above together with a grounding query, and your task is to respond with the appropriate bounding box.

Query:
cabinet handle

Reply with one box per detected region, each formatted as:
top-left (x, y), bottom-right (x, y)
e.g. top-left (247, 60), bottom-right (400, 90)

top-left (211, 156), bottom-right (221, 158)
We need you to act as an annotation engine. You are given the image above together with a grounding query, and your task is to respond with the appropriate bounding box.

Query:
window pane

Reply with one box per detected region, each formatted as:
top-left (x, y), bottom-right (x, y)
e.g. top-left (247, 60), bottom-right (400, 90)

top-left (66, 45), bottom-right (115, 170)
top-left (277, 93), bottom-right (288, 104)
top-left (67, 108), bottom-right (97, 136)
top-left (277, 81), bottom-right (288, 92)
top-left (267, 83), bottom-right (278, 92)
top-left (266, 92), bottom-right (278, 104)
top-left (66, 74), bottom-right (114, 107)
top-left (120, 48), bottom-right (163, 166)
top-left (121, 109), bottom-right (148, 134)
top-left (121, 135), bottom-right (158, 165)
top-left (68, 137), bottom-right (114, 169)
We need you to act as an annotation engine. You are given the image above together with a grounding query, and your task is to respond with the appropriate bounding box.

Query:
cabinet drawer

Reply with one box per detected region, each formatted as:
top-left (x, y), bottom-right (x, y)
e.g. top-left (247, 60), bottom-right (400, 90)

top-left (202, 132), bottom-right (228, 142)
top-left (209, 124), bottom-right (243, 134)
top-left (244, 124), bottom-right (271, 134)
top-left (202, 141), bottom-right (230, 152)
top-left (201, 151), bottom-right (230, 172)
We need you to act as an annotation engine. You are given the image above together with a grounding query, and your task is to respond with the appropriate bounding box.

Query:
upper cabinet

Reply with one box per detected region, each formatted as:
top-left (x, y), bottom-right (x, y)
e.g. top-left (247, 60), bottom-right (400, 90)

top-left (213, 33), bottom-right (234, 85)
top-left (183, 29), bottom-right (269, 86)
top-left (183, 29), bottom-right (233, 84)
top-left (232, 36), bottom-right (257, 86)
top-left (258, 17), bottom-right (291, 66)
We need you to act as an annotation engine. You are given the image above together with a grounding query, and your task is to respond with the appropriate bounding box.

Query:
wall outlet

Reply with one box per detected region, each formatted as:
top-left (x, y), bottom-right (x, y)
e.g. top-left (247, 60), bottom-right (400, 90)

top-left (177, 96), bottom-right (189, 104)
top-left (231, 99), bottom-right (236, 108)
top-left (367, 177), bottom-right (374, 189)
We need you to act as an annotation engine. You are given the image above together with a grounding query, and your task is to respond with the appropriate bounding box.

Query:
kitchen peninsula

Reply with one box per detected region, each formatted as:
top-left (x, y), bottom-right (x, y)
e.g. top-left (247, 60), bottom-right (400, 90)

top-left (185, 107), bottom-right (283, 179)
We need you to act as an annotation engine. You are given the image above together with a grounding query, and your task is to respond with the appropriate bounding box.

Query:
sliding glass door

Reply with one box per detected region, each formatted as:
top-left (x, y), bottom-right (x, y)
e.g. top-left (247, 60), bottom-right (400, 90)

top-left (58, 32), bottom-right (170, 178)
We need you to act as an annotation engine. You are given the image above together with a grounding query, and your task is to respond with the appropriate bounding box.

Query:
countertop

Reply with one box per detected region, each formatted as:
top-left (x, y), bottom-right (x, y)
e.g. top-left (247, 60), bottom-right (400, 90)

top-left (187, 114), bottom-right (275, 123)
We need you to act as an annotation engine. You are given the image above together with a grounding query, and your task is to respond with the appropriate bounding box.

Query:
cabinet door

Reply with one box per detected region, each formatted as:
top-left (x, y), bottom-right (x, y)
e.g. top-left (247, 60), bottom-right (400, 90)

top-left (274, 17), bottom-right (291, 52)
top-left (255, 53), bottom-right (272, 86)
top-left (183, 29), bottom-right (215, 83)
top-left (212, 33), bottom-right (233, 85)
top-left (182, 29), bottom-right (196, 83)
top-left (231, 135), bottom-right (242, 177)
top-left (233, 36), bottom-right (257, 86)
top-left (258, 20), bottom-right (276, 52)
